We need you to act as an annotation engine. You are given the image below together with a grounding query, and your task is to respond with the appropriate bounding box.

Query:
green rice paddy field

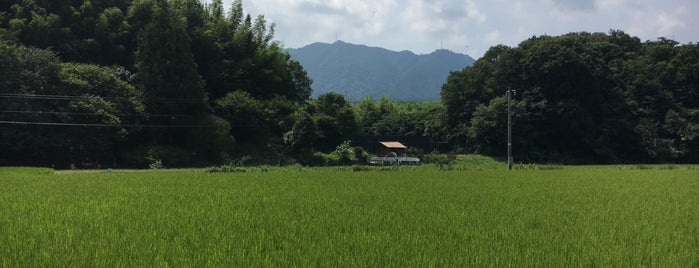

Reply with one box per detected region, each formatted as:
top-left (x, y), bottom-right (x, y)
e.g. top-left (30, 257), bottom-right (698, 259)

top-left (1, 164), bottom-right (698, 266)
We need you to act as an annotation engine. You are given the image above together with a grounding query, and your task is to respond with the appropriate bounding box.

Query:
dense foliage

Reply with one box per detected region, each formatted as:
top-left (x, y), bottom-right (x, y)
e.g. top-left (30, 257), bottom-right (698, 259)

top-left (0, 0), bottom-right (314, 168)
top-left (0, 2), bottom-right (695, 167)
top-left (442, 31), bottom-right (698, 164)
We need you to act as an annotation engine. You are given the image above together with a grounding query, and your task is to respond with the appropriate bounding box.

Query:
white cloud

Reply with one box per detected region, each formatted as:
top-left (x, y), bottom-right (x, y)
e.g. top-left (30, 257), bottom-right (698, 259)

top-left (209, 0), bottom-right (699, 58)
top-left (466, 1), bottom-right (487, 23)
top-left (657, 9), bottom-right (686, 36)
top-left (484, 31), bottom-right (502, 44)
top-left (550, 0), bottom-right (596, 12)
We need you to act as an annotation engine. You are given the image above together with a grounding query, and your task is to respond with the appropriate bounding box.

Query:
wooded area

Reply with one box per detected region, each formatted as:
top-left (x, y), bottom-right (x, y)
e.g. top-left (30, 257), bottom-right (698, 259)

top-left (1, 0), bottom-right (314, 168)
top-left (442, 31), bottom-right (697, 164)
top-left (1, 1), bottom-right (696, 167)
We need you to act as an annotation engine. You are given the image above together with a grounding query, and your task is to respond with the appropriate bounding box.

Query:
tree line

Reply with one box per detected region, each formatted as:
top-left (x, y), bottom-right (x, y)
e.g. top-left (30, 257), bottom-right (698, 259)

top-left (0, 0), bottom-right (443, 168)
top-left (442, 31), bottom-right (697, 164)
top-left (1, 1), bottom-right (695, 167)
top-left (1, 0), bottom-right (313, 168)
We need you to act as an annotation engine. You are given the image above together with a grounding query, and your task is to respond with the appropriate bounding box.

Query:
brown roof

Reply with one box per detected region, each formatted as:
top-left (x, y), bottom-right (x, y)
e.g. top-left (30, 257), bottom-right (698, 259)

top-left (379, 141), bottom-right (407, 149)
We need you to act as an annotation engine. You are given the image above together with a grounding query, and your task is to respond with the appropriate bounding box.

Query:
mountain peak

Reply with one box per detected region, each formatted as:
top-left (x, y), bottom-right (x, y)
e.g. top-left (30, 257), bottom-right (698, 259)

top-left (295, 41), bottom-right (468, 58)
top-left (288, 42), bottom-right (475, 101)
top-left (431, 48), bottom-right (453, 54)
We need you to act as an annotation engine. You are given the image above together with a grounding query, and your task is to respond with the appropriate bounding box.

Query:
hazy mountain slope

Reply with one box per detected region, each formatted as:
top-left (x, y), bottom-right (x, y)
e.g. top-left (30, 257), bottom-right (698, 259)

top-left (288, 41), bottom-right (475, 101)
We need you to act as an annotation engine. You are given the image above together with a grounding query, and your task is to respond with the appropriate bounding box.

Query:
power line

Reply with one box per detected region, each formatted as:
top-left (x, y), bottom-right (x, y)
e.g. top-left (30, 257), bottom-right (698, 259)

top-left (0, 93), bottom-right (205, 103)
top-left (0, 120), bottom-right (221, 128)
top-left (0, 110), bottom-right (190, 118)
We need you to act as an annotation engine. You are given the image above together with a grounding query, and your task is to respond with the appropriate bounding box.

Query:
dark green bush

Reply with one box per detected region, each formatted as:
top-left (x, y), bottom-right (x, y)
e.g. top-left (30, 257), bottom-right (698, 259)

top-left (206, 165), bottom-right (248, 173)
top-left (353, 146), bottom-right (367, 165)
top-left (423, 151), bottom-right (456, 170)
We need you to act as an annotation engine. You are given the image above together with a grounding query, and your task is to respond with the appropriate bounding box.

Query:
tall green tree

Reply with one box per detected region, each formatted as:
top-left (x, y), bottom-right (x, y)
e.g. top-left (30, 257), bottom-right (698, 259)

top-left (1, 0), bottom-right (317, 167)
top-left (313, 92), bottom-right (358, 152)
top-left (135, 0), bottom-right (206, 116)
top-left (55, 62), bottom-right (145, 167)
top-left (0, 44), bottom-right (59, 166)
top-left (442, 31), bottom-right (696, 163)
top-left (284, 109), bottom-right (318, 157)
top-left (356, 96), bottom-right (380, 135)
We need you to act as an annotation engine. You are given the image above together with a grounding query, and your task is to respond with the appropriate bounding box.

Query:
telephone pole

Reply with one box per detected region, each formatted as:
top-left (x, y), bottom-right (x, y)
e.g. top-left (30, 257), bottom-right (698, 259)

top-left (507, 88), bottom-right (515, 170)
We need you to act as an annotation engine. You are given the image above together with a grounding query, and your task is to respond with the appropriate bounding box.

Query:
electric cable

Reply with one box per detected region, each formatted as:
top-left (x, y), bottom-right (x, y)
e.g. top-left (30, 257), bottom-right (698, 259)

top-left (0, 110), bottom-right (190, 117)
top-left (0, 93), bottom-right (205, 103)
top-left (0, 120), bottom-right (221, 128)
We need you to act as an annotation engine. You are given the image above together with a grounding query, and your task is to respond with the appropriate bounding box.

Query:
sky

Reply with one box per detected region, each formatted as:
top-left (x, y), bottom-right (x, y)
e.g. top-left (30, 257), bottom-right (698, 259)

top-left (213, 0), bottom-right (698, 58)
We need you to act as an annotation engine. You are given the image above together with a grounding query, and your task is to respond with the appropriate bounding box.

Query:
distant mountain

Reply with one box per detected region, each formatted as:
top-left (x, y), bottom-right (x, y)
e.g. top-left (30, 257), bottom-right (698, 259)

top-left (287, 41), bottom-right (475, 101)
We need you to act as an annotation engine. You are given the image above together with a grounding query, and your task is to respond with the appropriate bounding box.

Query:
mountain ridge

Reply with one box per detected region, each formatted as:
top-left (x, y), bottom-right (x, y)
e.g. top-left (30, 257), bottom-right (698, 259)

top-left (287, 41), bottom-right (475, 101)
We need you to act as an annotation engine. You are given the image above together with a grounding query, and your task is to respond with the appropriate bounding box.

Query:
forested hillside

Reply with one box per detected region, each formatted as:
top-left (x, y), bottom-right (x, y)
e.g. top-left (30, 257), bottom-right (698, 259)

top-left (442, 31), bottom-right (698, 164)
top-left (0, 1), bottom-right (695, 167)
top-left (0, 0), bottom-right (315, 168)
top-left (288, 41), bottom-right (475, 101)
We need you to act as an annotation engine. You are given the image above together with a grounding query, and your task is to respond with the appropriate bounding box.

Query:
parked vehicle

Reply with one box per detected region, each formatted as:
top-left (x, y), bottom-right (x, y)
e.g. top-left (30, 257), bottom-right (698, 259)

top-left (368, 152), bottom-right (420, 166)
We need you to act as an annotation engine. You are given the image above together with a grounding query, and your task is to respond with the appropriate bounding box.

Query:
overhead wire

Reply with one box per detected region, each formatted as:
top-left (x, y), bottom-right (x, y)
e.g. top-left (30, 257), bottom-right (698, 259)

top-left (0, 120), bottom-right (221, 128)
top-left (0, 110), bottom-right (190, 118)
top-left (0, 93), bottom-right (205, 103)
top-left (0, 93), bottom-right (214, 127)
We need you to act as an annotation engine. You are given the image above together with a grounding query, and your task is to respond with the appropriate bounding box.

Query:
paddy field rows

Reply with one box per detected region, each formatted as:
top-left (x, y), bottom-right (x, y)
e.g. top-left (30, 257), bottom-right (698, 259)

top-left (0, 165), bottom-right (697, 266)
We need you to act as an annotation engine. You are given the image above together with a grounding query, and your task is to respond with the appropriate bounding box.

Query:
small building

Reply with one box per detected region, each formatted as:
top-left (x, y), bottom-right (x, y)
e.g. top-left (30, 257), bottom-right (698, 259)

top-left (368, 141), bottom-right (420, 165)
top-left (378, 141), bottom-right (407, 157)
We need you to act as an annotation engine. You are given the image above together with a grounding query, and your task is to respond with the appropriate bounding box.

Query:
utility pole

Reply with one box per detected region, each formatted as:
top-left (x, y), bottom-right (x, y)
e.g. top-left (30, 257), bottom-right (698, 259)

top-left (507, 88), bottom-right (515, 170)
